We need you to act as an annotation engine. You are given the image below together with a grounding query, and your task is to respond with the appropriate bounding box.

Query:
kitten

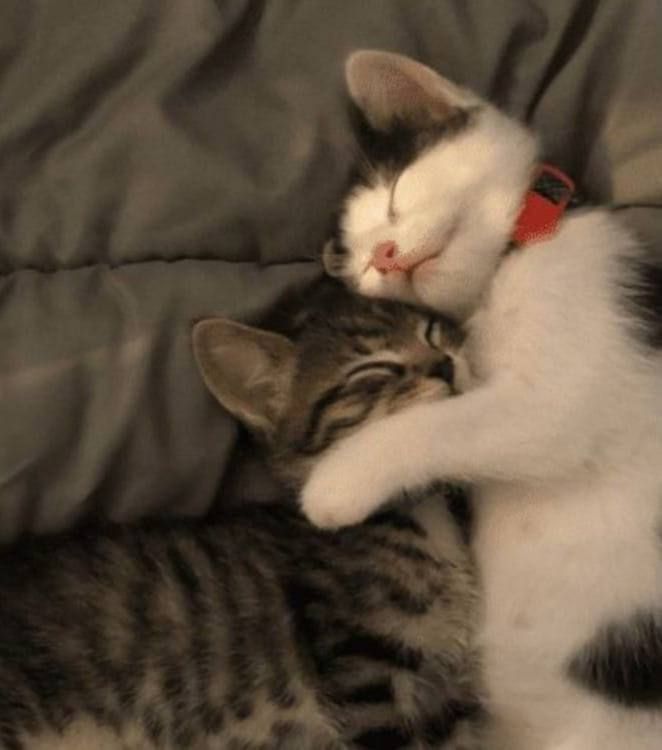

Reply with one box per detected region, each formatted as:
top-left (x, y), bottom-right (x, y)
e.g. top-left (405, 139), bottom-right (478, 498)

top-left (0, 279), bottom-right (483, 750)
top-left (301, 51), bottom-right (662, 749)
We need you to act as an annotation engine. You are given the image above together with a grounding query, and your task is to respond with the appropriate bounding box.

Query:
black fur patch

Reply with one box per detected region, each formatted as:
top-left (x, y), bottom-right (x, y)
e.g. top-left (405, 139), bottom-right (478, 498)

top-left (568, 609), bottom-right (662, 708)
top-left (352, 724), bottom-right (412, 749)
top-left (620, 255), bottom-right (662, 349)
top-left (330, 630), bottom-right (422, 672)
top-left (423, 699), bottom-right (484, 744)
top-left (323, 103), bottom-right (475, 277)
top-left (446, 484), bottom-right (473, 543)
top-left (331, 680), bottom-right (394, 705)
top-left (298, 378), bottom-right (387, 456)
top-left (347, 101), bottom-right (474, 181)
top-left (366, 510), bottom-right (426, 537)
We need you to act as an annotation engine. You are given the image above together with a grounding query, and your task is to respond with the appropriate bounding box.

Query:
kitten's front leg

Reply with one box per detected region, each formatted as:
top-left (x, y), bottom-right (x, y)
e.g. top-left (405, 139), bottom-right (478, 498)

top-left (301, 401), bottom-right (455, 529)
top-left (301, 375), bottom-right (594, 528)
top-left (300, 423), bottom-right (415, 528)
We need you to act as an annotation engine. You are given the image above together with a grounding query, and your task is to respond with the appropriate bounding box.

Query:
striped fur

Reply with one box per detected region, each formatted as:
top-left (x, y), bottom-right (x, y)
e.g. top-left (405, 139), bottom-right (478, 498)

top-left (0, 280), bottom-right (482, 749)
top-left (254, 279), bottom-right (463, 490)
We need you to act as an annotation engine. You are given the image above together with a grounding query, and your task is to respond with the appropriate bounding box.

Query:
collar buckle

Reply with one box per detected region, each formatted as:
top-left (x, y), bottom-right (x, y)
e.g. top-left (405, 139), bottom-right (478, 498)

top-left (512, 164), bottom-right (576, 246)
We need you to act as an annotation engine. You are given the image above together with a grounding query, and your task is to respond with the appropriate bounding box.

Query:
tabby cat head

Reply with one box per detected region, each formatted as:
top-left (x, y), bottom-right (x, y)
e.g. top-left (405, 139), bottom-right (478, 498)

top-left (325, 50), bottom-right (539, 321)
top-left (193, 279), bottom-right (461, 489)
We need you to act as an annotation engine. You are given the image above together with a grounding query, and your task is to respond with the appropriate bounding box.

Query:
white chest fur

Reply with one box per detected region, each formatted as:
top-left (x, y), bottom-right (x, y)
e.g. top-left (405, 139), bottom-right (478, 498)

top-left (307, 47), bottom-right (662, 748)
top-left (466, 211), bottom-right (662, 749)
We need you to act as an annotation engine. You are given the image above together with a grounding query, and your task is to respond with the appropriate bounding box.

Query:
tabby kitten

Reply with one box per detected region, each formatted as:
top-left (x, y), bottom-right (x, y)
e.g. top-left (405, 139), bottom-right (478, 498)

top-left (0, 279), bottom-right (482, 750)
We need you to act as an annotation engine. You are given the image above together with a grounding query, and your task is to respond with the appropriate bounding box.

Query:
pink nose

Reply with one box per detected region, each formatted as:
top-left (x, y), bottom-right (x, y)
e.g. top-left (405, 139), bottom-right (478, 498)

top-left (372, 241), bottom-right (400, 273)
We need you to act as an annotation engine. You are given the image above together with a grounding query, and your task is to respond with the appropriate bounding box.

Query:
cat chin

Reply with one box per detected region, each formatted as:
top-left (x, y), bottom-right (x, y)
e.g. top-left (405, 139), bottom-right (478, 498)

top-left (355, 261), bottom-right (441, 301)
top-left (355, 261), bottom-right (478, 320)
top-left (409, 266), bottom-right (455, 308)
top-left (408, 257), bottom-right (491, 320)
top-left (358, 267), bottom-right (419, 304)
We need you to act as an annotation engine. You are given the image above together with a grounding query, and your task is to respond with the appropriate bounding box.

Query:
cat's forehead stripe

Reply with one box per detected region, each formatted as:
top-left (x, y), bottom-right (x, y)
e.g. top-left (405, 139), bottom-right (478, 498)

top-left (348, 101), bottom-right (480, 183)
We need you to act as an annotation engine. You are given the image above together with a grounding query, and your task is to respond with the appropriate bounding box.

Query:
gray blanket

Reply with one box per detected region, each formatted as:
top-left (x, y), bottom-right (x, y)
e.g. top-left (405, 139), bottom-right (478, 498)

top-left (1, 0), bottom-right (660, 540)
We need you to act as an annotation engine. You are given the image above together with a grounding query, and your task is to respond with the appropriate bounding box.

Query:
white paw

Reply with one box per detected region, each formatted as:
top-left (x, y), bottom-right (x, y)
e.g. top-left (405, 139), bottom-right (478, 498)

top-left (301, 490), bottom-right (372, 530)
top-left (300, 463), bottom-right (373, 529)
top-left (300, 444), bottom-right (401, 530)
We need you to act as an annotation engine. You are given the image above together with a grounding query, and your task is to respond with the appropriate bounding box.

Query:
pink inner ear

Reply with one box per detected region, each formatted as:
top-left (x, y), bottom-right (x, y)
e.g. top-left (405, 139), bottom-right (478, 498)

top-left (347, 51), bottom-right (455, 127)
top-left (387, 69), bottom-right (430, 110)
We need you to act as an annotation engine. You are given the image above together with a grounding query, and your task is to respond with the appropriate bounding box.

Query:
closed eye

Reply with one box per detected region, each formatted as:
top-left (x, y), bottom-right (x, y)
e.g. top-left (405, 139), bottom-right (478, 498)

top-left (423, 318), bottom-right (444, 349)
top-left (345, 360), bottom-right (406, 380)
top-left (387, 174), bottom-right (401, 223)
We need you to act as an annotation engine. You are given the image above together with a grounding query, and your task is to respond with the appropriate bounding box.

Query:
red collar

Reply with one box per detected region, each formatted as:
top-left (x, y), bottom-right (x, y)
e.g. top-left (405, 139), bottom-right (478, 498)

top-left (512, 164), bottom-right (576, 246)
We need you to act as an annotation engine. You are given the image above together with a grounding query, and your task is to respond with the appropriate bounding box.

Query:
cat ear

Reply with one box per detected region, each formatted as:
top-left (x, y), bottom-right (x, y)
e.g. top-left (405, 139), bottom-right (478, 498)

top-left (192, 319), bottom-right (296, 439)
top-left (345, 49), bottom-right (476, 130)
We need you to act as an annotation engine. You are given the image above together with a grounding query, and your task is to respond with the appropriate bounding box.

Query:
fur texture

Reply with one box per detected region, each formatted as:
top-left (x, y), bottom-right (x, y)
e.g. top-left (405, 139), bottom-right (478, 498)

top-left (0, 280), bottom-right (482, 750)
top-left (302, 50), bottom-right (662, 749)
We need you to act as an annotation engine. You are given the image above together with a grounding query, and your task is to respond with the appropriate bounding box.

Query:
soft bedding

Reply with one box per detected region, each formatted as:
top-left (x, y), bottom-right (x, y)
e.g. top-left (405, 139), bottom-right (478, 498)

top-left (1, 0), bottom-right (660, 540)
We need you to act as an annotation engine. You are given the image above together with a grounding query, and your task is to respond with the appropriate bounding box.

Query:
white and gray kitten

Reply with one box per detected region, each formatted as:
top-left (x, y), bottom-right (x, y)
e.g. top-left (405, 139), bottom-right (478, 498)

top-left (302, 50), bottom-right (662, 749)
